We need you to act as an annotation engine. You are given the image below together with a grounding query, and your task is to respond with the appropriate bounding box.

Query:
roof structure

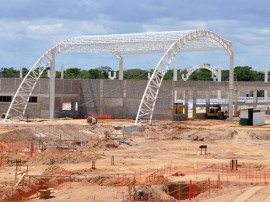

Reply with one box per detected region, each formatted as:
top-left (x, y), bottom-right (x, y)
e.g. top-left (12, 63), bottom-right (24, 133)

top-left (57, 30), bottom-right (231, 55)
top-left (3, 30), bottom-right (234, 123)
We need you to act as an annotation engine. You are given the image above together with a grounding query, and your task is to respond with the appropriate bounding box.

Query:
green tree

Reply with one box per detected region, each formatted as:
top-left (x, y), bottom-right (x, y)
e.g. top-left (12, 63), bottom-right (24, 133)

top-left (163, 69), bottom-right (173, 80)
top-left (64, 67), bottom-right (81, 78)
top-left (0, 67), bottom-right (19, 78)
top-left (124, 69), bottom-right (148, 80)
top-left (234, 66), bottom-right (257, 81)
top-left (189, 69), bottom-right (212, 81)
top-left (221, 70), bottom-right (229, 81)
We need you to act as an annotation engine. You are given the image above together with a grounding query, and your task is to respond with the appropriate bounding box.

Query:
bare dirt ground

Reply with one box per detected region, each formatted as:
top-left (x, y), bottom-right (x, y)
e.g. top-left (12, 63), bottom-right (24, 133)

top-left (1, 117), bottom-right (270, 201)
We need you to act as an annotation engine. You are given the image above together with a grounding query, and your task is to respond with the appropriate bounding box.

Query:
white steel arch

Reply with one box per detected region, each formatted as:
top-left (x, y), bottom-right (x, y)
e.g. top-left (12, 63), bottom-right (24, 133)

top-left (181, 64), bottom-right (218, 81)
top-left (3, 30), bottom-right (233, 123)
top-left (135, 30), bottom-right (234, 124)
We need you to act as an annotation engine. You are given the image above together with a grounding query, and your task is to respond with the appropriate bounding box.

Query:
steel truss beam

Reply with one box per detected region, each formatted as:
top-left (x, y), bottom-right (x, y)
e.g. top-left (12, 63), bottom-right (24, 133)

top-left (182, 64), bottom-right (218, 81)
top-left (3, 48), bottom-right (56, 122)
top-left (135, 30), bottom-right (233, 125)
top-left (3, 30), bottom-right (233, 123)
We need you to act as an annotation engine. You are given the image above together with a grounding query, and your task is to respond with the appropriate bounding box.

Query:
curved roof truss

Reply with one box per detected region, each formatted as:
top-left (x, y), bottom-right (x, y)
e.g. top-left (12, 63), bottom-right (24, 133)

top-left (135, 30), bottom-right (233, 124)
top-left (182, 64), bottom-right (218, 81)
top-left (3, 30), bottom-right (233, 123)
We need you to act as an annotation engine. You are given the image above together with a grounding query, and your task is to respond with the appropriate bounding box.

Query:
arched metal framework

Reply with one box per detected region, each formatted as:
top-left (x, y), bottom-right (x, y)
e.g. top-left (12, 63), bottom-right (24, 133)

top-left (3, 30), bottom-right (233, 123)
top-left (135, 30), bottom-right (234, 124)
top-left (182, 64), bottom-right (218, 81)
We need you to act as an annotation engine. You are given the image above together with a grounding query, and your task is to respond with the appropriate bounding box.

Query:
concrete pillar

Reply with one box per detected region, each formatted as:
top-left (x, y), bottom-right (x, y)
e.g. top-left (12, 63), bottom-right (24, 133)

top-left (217, 65), bottom-right (222, 103)
top-left (109, 72), bottom-right (116, 80)
top-left (184, 90), bottom-right (189, 116)
top-left (119, 56), bottom-right (123, 80)
top-left (193, 90), bottom-right (197, 118)
top-left (228, 53), bottom-right (234, 121)
top-left (61, 65), bottom-right (64, 79)
top-left (100, 80), bottom-right (104, 116)
top-left (265, 66), bottom-right (268, 102)
top-left (49, 49), bottom-right (56, 119)
top-left (173, 61), bottom-right (178, 81)
top-left (206, 91), bottom-right (210, 113)
top-left (20, 64), bottom-right (23, 79)
top-left (253, 90), bottom-right (257, 108)
top-left (174, 90), bottom-right (177, 103)
top-left (123, 80), bottom-right (127, 118)
top-left (234, 90), bottom-right (238, 116)
top-left (148, 72), bottom-right (151, 79)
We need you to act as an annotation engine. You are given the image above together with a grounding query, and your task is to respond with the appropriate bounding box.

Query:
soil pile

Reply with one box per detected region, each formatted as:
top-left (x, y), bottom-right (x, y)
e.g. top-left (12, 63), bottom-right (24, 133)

top-left (27, 147), bottom-right (91, 165)
top-left (82, 130), bottom-right (123, 152)
top-left (90, 176), bottom-right (131, 186)
top-left (0, 186), bottom-right (35, 201)
top-left (43, 165), bottom-right (71, 175)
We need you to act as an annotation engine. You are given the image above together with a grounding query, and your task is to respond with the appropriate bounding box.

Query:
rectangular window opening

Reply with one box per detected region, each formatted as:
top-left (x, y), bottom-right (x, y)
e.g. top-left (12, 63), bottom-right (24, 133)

top-left (29, 96), bottom-right (38, 103)
top-left (0, 96), bottom-right (12, 102)
top-left (62, 102), bottom-right (72, 111)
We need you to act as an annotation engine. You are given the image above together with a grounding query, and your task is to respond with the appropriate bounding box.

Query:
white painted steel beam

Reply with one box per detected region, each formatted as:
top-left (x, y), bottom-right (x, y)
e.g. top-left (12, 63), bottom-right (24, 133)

top-left (4, 30), bottom-right (233, 123)
top-left (181, 64), bottom-right (218, 81)
top-left (135, 30), bottom-right (233, 124)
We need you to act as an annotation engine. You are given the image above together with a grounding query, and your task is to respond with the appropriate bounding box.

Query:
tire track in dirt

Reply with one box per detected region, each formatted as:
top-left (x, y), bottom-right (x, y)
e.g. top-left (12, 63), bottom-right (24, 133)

top-left (232, 186), bottom-right (267, 202)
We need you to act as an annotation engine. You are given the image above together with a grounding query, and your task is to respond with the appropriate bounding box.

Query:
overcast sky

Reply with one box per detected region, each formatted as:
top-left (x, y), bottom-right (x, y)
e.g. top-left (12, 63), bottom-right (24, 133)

top-left (0, 0), bottom-right (270, 72)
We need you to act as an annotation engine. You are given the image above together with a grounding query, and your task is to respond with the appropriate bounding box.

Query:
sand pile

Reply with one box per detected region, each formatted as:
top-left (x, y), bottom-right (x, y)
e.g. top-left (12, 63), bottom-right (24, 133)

top-left (27, 147), bottom-right (91, 165)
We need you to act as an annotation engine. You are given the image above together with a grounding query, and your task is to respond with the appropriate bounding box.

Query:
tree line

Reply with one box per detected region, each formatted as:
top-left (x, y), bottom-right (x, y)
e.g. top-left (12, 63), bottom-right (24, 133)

top-left (0, 66), bottom-right (266, 81)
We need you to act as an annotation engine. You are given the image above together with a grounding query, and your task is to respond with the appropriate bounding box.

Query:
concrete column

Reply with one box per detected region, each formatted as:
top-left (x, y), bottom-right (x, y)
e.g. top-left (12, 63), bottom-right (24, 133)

top-left (109, 72), bottom-right (116, 80)
top-left (217, 65), bottom-right (222, 103)
top-left (174, 90), bottom-right (177, 103)
top-left (123, 80), bottom-right (127, 118)
top-left (206, 91), bottom-right (210, 113)
top-left (99, 80), bottom-right (104, 116)
top-left (20, 64), bottom-right (23, 79)
top-left (253, 90), bottom-right (257, 108)
top-left (119, 56), bottom-right (123, 80)
top-left (61, 65), bottom-right (64, 79)
top-left (49, 49), bottom-right (56, 119)
top-left (173, 61), bottom-right (177, 81)
top-left (265, 66), bottom-right (268, 102)
top-left (228, 53), bottom-right (234, 121)
top-left (184, 90), bottom-right (189, 116)
top-left (234, 90), bottom-right (238, 116)
top-left (193, 90), bottom-right (197, 118)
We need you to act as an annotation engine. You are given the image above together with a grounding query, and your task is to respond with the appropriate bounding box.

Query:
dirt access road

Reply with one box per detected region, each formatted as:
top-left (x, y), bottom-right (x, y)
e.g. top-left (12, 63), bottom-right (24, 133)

top-left (1, 117), bottom-right (270, 201)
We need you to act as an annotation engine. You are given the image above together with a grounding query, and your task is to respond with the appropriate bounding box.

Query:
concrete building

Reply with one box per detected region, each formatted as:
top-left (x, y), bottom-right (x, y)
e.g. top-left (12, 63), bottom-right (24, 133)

top-left (1, 78), bottom-right (270, 121)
